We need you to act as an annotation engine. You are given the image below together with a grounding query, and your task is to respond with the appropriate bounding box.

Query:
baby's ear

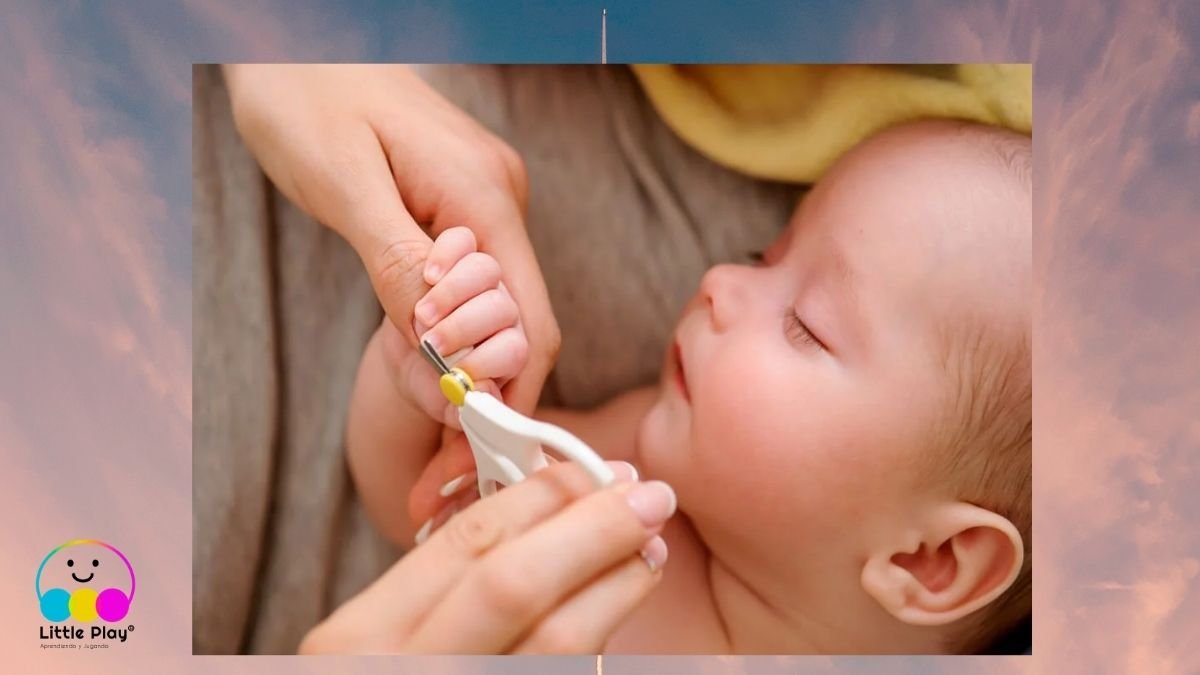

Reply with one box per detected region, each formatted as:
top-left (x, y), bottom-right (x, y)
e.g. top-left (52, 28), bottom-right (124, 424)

top-left (860, 503), bottom-right (1023, 626)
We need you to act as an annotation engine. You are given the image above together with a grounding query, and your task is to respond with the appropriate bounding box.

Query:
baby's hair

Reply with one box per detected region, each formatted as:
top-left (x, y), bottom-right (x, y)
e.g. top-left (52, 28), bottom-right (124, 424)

top-left (952, 118), bottom-right (1032, 194)
top-left (935, 316), bottom-right (1031, 653)
top-left (922, 120), bottom-right (1033, 652)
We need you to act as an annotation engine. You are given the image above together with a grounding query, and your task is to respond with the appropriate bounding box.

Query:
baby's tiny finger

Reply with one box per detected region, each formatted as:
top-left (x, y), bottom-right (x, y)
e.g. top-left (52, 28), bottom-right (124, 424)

top-left (423, 289), bottom-right (518, 356)
top-left (414, 252), bottom-right (502, 329)
top-left (456, 326), bottom-right (529, 383)
top-left (409, 434), bottom-right (479, 526)
top-left (425, 226), bottom-right (477, 285)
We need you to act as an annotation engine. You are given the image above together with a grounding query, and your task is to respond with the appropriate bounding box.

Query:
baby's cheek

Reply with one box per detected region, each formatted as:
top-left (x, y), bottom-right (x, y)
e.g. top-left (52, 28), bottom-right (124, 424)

top-left (689, 371), bottom-right (793, 514)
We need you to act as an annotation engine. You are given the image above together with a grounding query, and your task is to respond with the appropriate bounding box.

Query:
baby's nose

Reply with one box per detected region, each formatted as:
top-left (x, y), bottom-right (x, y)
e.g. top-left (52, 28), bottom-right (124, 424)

top-left (699, 264), bottom-right (752, 332)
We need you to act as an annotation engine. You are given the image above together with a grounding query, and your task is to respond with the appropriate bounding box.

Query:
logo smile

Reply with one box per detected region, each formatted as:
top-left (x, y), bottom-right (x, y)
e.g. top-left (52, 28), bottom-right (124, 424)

top-left (71, 572), bottom-right (94, 583)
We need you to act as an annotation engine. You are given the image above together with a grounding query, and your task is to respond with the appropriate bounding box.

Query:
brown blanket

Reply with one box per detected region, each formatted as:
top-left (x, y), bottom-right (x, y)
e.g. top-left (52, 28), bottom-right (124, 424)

top-left (192, 64), bottom-right (801, 654)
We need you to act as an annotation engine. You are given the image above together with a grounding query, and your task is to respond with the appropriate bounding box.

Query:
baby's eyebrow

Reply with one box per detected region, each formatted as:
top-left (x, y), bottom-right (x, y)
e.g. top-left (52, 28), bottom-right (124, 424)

top-left (829, 244), bottom-right (854, 288)
top-left (822, 243), bottom-right (863, 343)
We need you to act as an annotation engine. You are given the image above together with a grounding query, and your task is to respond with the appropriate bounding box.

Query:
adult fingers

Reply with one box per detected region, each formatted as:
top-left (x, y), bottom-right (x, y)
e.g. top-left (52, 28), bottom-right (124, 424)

top-left (302, 124), bottom-right (434, 347)
top-left (510, 540), bottom-right (666, 654)
top-left (406, 478), bottom-right (676, 653)
top-left (394, 461), bottom-right (640, 638)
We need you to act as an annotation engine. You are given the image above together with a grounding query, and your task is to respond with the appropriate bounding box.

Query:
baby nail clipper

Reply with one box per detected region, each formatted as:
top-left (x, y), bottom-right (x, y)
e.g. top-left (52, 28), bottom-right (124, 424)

top-left (419, 340), bottom-right (614, 497)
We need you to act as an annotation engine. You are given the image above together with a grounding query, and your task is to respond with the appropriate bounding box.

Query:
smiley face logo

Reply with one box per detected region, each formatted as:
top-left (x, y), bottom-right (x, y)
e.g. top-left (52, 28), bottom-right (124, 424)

top-left (36, 540), bottom-right (135, 623)
top-left (68, 556), bottom-right (99, 584)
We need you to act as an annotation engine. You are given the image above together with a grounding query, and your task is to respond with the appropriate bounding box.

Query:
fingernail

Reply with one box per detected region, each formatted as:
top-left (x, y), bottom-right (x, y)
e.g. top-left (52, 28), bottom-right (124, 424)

top-left (413, 319), bottom-right (430, 338)
top-left (640, 535), bottom-right (669, 573)
top-left (477, 379), bottom-right (501, 398)
top-left (444, 346), bottom-right (472, 367)
top-left (414, 518), bottom-right (433, 546)
top-left (439, 473), bottom-right (469, 497)
top-left (415, 301), bottom-right (436, 325)
top-left (607, 461), bottom-right (638, 482)
top-left (425, 264), bottom-right (443, 284)
top-left (420, 331), bottom-right (441, 353)
top-left (625, 481), bottom-right (676, 528)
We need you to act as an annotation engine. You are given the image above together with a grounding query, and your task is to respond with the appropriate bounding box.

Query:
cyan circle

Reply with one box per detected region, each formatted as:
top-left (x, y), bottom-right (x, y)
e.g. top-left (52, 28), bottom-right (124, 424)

top-left (40, 588), bottom-right (71, 622)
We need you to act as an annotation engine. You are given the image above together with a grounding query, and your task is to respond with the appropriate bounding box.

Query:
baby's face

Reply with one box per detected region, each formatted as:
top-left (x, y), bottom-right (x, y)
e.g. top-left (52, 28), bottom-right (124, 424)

top-left (638, 124), bottom-right (1030, 615)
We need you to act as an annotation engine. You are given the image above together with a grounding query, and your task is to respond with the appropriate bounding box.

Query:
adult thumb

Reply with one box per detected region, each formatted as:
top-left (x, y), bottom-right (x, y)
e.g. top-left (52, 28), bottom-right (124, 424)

top-left (322, 129), bottom-right (433, 346)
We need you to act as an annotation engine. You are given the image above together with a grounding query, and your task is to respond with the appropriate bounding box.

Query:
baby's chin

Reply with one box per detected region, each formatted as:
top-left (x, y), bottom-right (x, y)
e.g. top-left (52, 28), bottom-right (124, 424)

top-left (634, 383), bottom-right (692, 488)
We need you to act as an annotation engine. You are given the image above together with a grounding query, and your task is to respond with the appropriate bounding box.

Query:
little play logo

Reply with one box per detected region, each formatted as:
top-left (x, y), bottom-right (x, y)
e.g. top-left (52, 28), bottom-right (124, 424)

top-left (36, 539), bottom-right (135, 647)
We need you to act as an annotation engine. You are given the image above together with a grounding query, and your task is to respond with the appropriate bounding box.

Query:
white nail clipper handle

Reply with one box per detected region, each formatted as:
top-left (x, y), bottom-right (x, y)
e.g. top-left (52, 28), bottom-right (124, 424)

top-left (419, 339), bottom-right (613, 497)
top-left (458, 390), bottom-right (615, 497)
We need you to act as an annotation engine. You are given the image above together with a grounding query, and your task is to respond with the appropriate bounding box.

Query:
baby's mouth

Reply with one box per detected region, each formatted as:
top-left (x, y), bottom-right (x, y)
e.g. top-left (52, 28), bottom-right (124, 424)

top-left (673, 341), bottom-right (690, 402)
top-left (71, 572), bottom-right (94, 583)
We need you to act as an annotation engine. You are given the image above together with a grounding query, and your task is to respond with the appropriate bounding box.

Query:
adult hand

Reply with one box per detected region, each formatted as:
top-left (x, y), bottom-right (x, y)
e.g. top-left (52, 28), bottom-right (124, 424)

top-left (224, 64), bottom-right (559, 420)
top-left (298, 461), bottom-right (675, 654)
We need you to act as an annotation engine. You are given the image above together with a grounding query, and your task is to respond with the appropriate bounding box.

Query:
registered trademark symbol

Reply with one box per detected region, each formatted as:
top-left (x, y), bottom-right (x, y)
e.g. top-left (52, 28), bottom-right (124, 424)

top-left (127, 625), bottom-right (135, 632)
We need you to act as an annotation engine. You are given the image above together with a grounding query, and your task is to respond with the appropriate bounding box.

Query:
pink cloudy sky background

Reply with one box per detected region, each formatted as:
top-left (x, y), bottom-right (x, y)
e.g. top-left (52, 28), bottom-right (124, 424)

top-left (0, 0), bottom-right (1197, 672)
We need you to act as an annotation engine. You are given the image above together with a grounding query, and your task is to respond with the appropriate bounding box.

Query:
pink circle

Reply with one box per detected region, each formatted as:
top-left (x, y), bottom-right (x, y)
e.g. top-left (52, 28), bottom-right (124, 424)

top-left (96, 588), bottom-right (129, 622)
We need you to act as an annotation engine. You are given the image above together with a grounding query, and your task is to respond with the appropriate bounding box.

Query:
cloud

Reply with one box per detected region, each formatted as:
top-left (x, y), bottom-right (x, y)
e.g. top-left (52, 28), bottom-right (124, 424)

top-left (1, 0), bottom-right (1196, 668)
top-left (180, 0), bottom-right (371, 61)
top-left (0, 1), bottom-right (192, 665)
top-left (848, 0), bottom-right (1200, 672)
top-left (1188, 102), bottom-right (1200, 142)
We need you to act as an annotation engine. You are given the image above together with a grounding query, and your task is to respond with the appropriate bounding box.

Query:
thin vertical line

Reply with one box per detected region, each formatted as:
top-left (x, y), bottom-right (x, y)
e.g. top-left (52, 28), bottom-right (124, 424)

top-left (602, 8), bottom-right (607, 64)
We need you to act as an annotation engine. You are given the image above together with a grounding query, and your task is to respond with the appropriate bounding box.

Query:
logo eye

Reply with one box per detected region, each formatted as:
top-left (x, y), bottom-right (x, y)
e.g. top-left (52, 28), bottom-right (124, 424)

top-left (92, 559), bottom-right (99, 567)
top-left (67, 559), bottom-right (74, 567)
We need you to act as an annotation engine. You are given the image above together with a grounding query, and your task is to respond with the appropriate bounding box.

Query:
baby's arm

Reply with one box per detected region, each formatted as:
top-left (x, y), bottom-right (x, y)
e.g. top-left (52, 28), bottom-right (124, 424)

top-left (348, 227), bottom-right (527, 546)
top-left (346, 322), bottom-right (442, 545)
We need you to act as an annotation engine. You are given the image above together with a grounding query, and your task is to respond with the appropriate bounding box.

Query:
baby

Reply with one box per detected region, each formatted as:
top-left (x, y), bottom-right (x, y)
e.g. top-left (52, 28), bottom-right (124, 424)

top-left (346, 119), bottom-right (1032, 654)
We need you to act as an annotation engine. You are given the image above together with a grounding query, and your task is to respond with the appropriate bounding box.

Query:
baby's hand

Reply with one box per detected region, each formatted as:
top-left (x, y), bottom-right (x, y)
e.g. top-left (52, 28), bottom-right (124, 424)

top-left (403, 227), bottom-right (528, 425)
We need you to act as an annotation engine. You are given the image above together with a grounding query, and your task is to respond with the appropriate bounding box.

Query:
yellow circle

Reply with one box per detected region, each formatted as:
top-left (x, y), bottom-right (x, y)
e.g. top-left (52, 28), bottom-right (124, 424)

top-left (439, 369), bottom-right (473, 407)
top-left (69, 588), bottom-right (99, 622)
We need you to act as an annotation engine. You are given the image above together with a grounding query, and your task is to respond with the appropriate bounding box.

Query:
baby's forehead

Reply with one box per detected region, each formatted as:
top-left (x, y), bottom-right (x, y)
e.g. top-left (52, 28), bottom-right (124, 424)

top-left (777, 124), bottom-right (1030, 349)
top-left (839, 121), bottom-right (1030, 196)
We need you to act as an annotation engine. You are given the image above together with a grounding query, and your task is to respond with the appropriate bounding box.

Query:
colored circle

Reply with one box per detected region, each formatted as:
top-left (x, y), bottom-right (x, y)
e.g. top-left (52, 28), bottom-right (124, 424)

top-left (96, 588), bottom-right (129, 622)
top-left (40, 588), bottom-right (71, 622)
top-left (69, 588), bottom-right (99, 622)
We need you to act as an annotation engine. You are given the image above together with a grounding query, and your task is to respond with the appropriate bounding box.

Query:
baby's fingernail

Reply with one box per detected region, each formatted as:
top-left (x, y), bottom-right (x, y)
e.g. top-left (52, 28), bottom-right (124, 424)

top-left (444, 346), bottom-right (472, 367)
top-left (415, 301), bottom-right (436, 325)
top-left (414, 518), bottom-right (433, 546)
top-left (625, 481), bottom-right (676, 528)
top-left (468, 378), bottom-right (500, 399)
top-left (413, 319), bottom-right (430, 338)
top-left (420, 331), bottom-right (441, 353)
top-left (425, 264), bottom-right (443, 284)
top-left (439, 473), bottom-right (469, 497)
top-left (640, 535), bottom-right (669, 573)
top-left (606, 461), bottom-right (639, 482)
